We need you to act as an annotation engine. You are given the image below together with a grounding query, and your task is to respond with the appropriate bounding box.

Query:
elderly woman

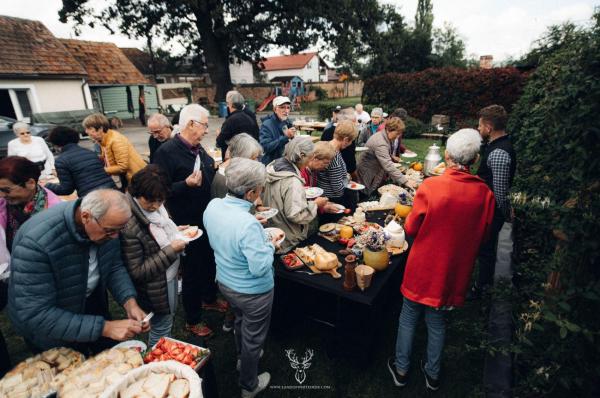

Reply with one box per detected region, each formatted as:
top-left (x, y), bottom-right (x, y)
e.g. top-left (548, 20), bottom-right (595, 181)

top-left (211, 133), bottom-right (263, 199)
top-left (388, 129), bottom-right (496, 391)
top-left (316, 120), bottom-right (359, 211)
top-left (203, 157), bottom-right (277, 397)
top-left (7, 122), bottom-right (55, 179)
top-left (44, 126), bottom-right (116, 197)
top-left (83, 113), bottom-right (146, 189)
top-left (120, 165), bottom-right (188, 347)
top-left (300, 141), bottom-right (336, 187)
top-left (262, 137), bottom-right (330, 252)
top-left (357, 117), bottom-right (417, 197)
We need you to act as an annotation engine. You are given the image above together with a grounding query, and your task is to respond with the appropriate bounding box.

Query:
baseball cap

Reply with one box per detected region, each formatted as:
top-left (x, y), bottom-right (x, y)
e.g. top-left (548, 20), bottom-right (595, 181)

top-left (273, 96), bottom-right (291, 107)
top-left (333, 105), bottom-right (342, 113)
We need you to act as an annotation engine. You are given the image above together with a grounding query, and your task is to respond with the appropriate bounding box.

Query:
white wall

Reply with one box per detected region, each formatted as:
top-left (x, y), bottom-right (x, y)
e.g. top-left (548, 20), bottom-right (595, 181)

top-left (230, 61), bottom-right (254, 84)
top-left (264, 55), bottom-right (322, 83)
top-left (0, 79), bottom-right (90, 119)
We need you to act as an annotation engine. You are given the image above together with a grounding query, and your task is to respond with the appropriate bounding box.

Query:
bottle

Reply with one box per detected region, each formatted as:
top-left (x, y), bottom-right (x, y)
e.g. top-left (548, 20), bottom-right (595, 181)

top-left (343, 255), bottom-right (357, 291)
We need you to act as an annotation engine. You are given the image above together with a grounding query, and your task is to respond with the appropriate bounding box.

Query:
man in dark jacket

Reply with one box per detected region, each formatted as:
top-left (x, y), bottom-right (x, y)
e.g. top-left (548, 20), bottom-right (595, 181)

top-left (8, 189), bottom-right (148, 352)
top-left (152, 104), bottom-right (226, 337)
top-left (259, 96), bottom-right (296, 165)
top-left (44, 126), bottom-right (115, 197)
top-left (216, 91), bottom-right (259, 160)
top-left (147, 113), bottom-right (173, 163)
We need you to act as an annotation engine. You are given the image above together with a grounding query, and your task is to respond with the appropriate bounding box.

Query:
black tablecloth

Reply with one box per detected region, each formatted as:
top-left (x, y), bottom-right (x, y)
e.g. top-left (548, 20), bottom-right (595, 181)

top-left (274, 210), bottom-right (408, 306)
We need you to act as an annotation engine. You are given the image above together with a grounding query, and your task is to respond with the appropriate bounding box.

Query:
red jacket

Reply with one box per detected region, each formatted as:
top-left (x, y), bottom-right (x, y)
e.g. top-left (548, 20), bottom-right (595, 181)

top-left (401, 169), bottom-right (496, 308)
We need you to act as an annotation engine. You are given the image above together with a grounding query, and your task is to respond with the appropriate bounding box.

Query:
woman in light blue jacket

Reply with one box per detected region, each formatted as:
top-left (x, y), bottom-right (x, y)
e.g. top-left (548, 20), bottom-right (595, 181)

top-left (203, 157), bottom-right (278, 397)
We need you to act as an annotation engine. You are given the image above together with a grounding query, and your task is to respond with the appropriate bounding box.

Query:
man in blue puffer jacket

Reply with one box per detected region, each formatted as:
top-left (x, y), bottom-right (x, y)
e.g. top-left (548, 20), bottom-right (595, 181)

top-left (8, 189), bottom-right (149, 352)
top-left (259, 96), bottom-right (296, 165)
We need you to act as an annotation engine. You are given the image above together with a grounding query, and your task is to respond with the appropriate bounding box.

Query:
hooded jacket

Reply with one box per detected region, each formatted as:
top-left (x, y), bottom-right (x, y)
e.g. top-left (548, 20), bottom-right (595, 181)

top-left (262, 158), bottom-right (318, 252)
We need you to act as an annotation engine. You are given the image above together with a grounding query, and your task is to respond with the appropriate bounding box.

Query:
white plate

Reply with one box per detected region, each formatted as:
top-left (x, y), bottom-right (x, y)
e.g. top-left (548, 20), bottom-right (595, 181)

top-left (304, 186), bottom-right (324, 199)
top-left (264, 227), bottom-right (286, 245)
top-left (401, 152), bottom-right (418, 158)
top-left (179, 226), bottom-right (204, 242)
top-left (346, 182), bottom-right (365, 190)
top-left (113, 340), bottom-right (147, 351)
top-left (355, 146), bottom-right (369, 152)
top-left (332, 203), bottom-right (346, 214)
top-left (256, 208), bottom-right (278, 220)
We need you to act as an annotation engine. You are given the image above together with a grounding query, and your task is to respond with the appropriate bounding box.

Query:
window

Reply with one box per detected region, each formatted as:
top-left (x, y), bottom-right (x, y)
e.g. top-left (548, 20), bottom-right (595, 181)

top-left (15, 90), bottom-right (32, 119)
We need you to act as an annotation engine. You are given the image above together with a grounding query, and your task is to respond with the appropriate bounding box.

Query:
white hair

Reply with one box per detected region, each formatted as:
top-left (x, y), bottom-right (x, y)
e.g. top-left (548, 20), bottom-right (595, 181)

top-left (446, 128), bottom-right (482, 166)
top-left (337, 107), bottom-right (357, 123)
top-left (179, 104), bottom-right (209, 129)
top-left (226, 91), bottom-right (245, 110)
top-left (228, 133), bottom-right (263, 159)
top-left (355, 104), bottom-right (363, 112)
top-left (283, 136), bottom-right (314, 165)
top-left (147, 113), bottom-right (171, 128)
top-left (12, 122), bottom-right (29, 134)
top-left (225, 157), bottom-right (266, 196)
top-left (80, 189), bottom-right (131, 220)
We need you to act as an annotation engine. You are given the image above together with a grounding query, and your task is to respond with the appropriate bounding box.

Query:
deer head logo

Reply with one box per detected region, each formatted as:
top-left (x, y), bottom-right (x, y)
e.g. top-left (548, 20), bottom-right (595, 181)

top-left (285, 348), bottom-right (314, 385)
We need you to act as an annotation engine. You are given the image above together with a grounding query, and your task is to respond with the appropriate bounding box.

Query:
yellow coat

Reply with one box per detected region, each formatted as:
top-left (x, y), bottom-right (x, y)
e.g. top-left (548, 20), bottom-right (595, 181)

top-left (100, 129), bottom-right (146, 182)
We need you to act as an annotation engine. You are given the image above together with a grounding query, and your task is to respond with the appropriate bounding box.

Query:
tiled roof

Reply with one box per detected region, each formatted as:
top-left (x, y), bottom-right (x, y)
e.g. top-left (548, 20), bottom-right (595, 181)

top-left (0, 15), bottom-right (87, 78)
top-left (260, 52), bottom-right (317, 71)
top-left (120, 47), bottom-right (153, 75)
top-left (60, 39), bottom-right (150, 85)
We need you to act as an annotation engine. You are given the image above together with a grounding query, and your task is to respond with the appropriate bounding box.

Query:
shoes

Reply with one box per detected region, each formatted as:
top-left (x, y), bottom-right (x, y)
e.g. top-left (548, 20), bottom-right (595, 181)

top-left (223, 312), bottom-right (235, 332)
top-left (241, 372), bottom-right (270, 398)
top-left (387, 357), bottom-right (408, 387)
top-left (420, 360), bottom-right (440, 391)
top-left (185, 322), bottom-right (213, 337)
top-left (202, 299), bottom-right (229, 313)
top-left (237, 349), bottom-right (264, 372)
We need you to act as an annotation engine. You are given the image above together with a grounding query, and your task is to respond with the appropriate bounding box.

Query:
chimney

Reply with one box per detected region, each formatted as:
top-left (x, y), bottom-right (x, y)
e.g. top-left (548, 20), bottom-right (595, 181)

top-left (480, 55), bottom-right (493, 69)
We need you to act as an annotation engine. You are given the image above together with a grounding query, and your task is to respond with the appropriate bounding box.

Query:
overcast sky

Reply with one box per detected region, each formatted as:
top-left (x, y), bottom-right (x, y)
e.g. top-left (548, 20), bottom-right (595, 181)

top-left (0, 0), bottom-right (597, 62)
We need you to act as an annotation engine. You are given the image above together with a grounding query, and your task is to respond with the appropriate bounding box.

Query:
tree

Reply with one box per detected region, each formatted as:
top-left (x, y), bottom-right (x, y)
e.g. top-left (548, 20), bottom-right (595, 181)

top-left (59, 0), bottom-right (381, 102)
top-left (431, 22), bottom-right (467, 68)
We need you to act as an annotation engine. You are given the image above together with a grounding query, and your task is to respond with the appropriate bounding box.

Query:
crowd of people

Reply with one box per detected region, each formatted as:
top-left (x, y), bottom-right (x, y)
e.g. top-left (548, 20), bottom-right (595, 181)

top-left (0, 91), bottom-right (515, 396)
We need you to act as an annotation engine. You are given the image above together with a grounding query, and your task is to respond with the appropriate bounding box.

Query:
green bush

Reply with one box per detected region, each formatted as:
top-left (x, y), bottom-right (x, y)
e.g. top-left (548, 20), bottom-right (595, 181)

top-left (507, 12), bottom-right (600, 397)
top-left (310, 86), bottom-right (328, 101)
top-left (403, 116), bottom-right (428, 138)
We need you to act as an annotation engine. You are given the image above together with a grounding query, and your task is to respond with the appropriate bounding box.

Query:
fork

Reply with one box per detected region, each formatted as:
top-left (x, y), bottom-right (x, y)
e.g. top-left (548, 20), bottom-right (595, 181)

top-left (294, 270), bottom-right (318, 275)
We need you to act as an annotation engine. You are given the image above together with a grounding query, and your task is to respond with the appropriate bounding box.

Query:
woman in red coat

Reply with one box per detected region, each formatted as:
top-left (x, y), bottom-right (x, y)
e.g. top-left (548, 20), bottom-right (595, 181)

top-left (387, 129), bottom-right (496, 391)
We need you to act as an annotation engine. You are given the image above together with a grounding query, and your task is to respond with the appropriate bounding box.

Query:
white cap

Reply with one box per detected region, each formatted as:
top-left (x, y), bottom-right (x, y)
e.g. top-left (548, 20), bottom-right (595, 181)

top-left (383, 112), bottom-right (389, 118)
top-left (273, 96), bottom-right (291, 107)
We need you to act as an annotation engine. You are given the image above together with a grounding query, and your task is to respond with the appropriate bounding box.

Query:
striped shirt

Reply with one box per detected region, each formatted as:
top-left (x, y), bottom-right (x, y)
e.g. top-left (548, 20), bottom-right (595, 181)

top-left (488, 148), bottom-right (512, 220)
top-left (317, 152), bottom-right (348, 198)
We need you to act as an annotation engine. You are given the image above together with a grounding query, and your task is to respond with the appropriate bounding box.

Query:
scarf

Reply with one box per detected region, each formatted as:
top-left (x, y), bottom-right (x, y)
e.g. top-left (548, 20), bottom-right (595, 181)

top-left (6, 185), bottom-right (49, 252)
top-left (135, 199), bottom-right (179, 249)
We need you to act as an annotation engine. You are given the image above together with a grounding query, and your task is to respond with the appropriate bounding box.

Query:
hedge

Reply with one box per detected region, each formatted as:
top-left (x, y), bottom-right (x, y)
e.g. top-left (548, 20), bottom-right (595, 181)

top-left (362, 67), bottom-right (528, 123)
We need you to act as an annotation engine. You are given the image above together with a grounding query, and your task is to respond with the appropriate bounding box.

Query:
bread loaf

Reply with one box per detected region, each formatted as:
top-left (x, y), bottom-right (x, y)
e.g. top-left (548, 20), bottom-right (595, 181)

top-left (314, 252), bottom-right (338, 270)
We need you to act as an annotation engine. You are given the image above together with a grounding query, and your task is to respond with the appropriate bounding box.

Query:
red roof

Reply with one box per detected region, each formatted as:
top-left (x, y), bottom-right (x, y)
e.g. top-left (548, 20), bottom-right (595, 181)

top-left (260, 52), bottom-right (318, 71)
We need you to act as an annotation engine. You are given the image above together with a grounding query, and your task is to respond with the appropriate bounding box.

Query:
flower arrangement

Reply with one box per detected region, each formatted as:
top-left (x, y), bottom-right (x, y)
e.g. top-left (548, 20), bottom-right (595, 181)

top-left (398, 192), bottom-right (413, 206)
top-left (356, 228), bottom-right (388, 251)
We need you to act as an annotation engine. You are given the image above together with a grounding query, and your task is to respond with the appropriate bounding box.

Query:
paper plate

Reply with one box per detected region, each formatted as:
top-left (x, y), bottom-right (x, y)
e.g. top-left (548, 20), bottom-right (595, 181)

top-left (355, 146), bottom-right (369, 152)
top-left (304, 186), bottom-right (324, 199)
top-left (332, 203), bottom-right (346, 214)
top-left (179, 226), bottom-right (203, 242)
top-left (256, 208), bottom-right (279, 220)
top-left (264, 227), bottom-right (286, 246)
top-left (113, 340), bottom-right (147, 351)
top-left (346, 182), bottom-right (365, 190)
top-left (401, 152), bottom-right (418, 158)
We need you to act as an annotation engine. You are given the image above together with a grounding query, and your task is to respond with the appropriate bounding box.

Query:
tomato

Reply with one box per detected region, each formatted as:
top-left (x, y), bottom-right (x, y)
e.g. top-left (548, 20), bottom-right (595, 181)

top-left (347, 238), bottom-right (356, 248)
top-left (152, 348), bottom-right (163, 356)
top-left (190, 348), bottom-right (199, 357)
top-left (190, 361), bottom-right (197, 368)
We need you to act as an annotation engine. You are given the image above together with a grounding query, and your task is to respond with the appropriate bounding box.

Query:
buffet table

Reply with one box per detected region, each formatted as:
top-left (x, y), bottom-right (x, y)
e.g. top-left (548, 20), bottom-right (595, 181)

top-left (272, 210), bottom-right (408, 361)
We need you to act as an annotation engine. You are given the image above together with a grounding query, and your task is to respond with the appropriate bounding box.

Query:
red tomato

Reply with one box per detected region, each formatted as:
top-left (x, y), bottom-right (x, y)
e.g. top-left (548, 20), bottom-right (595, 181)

top-left (190, 361), bottom-right (197, 368)
top-left (152, 348), bottom-right (163, 356)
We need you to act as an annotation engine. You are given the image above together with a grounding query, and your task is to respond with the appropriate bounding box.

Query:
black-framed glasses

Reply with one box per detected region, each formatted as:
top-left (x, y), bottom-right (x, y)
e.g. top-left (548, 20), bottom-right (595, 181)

top-left (192, 120), bottom-right (209, 129)
top-left (93, 217), bottom-right (127, 235)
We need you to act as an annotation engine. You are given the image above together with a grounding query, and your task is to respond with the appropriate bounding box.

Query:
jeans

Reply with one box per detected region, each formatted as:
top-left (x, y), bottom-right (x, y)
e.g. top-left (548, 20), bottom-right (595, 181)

top-left (148, 276), bottom-right (178, 348)
top-left (395, 297), bottom-right (446, 379)
top-left (218, 282), bottom-right (273, 392)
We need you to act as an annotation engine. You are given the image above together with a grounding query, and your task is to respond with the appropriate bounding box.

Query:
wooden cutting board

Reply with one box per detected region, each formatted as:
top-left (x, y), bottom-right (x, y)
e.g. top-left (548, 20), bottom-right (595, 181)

top-left (307, 262), bottom-right (342, 278)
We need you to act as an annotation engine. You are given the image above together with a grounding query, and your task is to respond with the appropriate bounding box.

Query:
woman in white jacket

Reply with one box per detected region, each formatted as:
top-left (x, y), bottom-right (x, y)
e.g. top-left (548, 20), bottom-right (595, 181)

top-left (7, 122), bottom-right (54, 179)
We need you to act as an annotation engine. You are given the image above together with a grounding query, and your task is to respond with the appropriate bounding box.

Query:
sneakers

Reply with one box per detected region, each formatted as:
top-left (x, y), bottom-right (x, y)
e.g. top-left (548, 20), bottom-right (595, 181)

top-left (202, 299), bottom-right (229, 313)
top-left (387, 357), bottom-right (408, 387)
top-left (241, 372), bottom-right (270, 398)
top-left (185, 322), bottom-right (213, 337)
top-left (420, 360), bottom-right (440, 391)
top-left (223, 312), bottom-right (235, 332)
top-left (237, 349), bottom-right (264, 371)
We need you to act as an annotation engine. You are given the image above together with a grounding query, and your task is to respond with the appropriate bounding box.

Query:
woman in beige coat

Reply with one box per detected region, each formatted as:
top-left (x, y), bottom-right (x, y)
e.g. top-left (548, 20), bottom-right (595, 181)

top-left (357, 117), bottom-right (417, 196)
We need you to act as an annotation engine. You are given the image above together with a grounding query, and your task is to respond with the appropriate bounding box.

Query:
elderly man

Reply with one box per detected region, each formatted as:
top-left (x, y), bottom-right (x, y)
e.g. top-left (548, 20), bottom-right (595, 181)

top-left (8, 189), bottom-right (149, 352)
top-left (152, 104), bottom-right (224, 337)
top-left (147, 113), bottom-right (173, 163)
top-left (259, 96), bottom-right (296, 165)
top-left (355, 103), bottom-right (371, 125)
top-left (217, 91), bottom-right (259, 160)
top-left (204, 157), bottom-right (277, 397)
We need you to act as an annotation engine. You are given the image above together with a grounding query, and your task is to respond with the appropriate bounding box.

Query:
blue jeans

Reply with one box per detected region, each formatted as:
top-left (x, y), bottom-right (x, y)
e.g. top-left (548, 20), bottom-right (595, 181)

top-left (148, 277), bottom-right (178, 348)
top-left (394, 297), bottom-right (446, 379)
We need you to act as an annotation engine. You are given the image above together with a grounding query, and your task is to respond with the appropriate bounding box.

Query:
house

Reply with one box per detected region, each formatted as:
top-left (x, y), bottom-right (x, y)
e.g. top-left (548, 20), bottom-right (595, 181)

top-left (60, 39), bottom-right (158, 120)
top-left (0, 15), bottom-right (93, 121)
top-left (259, 52), bottom-right (331, 83)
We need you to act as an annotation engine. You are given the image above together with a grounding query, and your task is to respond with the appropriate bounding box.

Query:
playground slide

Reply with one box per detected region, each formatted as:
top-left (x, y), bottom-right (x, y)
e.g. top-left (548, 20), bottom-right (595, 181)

top-left (257, 94), bottom-right (276, 112)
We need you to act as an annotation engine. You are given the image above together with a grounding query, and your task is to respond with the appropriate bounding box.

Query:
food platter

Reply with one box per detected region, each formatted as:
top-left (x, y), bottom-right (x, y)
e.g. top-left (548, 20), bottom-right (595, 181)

top-left (264, 227), bottom-right (285, 246)
top-left (256, 208), bottom-right (278, 220)
top-left (346, 181), bottom-right (365, 190)
top-left (304, 186), bottom-right (324, 199)
top-left (179, 226), bottom-right (203, 242)
top-left (280, 253), bottom-right (304, 270)
top-left (401, 151), bottom-right (418, 158)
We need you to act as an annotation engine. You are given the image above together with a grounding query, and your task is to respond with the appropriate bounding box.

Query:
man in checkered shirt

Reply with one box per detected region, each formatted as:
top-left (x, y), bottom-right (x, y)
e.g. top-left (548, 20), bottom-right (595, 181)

top-left (471, 105), bottom-right (517, 298)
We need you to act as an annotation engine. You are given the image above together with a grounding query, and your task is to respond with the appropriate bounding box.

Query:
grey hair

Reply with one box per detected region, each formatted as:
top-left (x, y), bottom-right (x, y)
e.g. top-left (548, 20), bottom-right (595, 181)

top-left (283, 136), bottom-right (314, 165)
top-left (446, 128), bottom-right (482, 166)
top-left (337, 107), bottom-right (357, 123)
top-left (147, 113), bottom-right (171, 128)
top-left (226, 91), bottom-right (245, 110)
top-left (225, 157), bottom-right (266, 196)
top-left (179, 104), bottom-right (210, 128)
top-left (228, 133), bottom-right (263, 159)
top-left (371, 107), bottom-right (383, 117)
top-left (80, 189), bottom-right (131, 220)
top-left (12, 122), bottom-right (29, 134)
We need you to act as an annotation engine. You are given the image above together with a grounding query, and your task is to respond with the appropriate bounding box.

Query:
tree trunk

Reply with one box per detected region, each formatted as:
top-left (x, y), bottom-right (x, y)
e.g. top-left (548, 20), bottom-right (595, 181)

top-left (194, 11), bottom-right (232, 104)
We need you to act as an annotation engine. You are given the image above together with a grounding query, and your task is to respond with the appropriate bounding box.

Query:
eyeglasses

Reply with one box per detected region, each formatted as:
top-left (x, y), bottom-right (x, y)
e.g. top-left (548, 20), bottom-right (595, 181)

top-left (192, 120), bottom-right (209, 129)
top-left (94, 216), bottom-right (127, 235)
